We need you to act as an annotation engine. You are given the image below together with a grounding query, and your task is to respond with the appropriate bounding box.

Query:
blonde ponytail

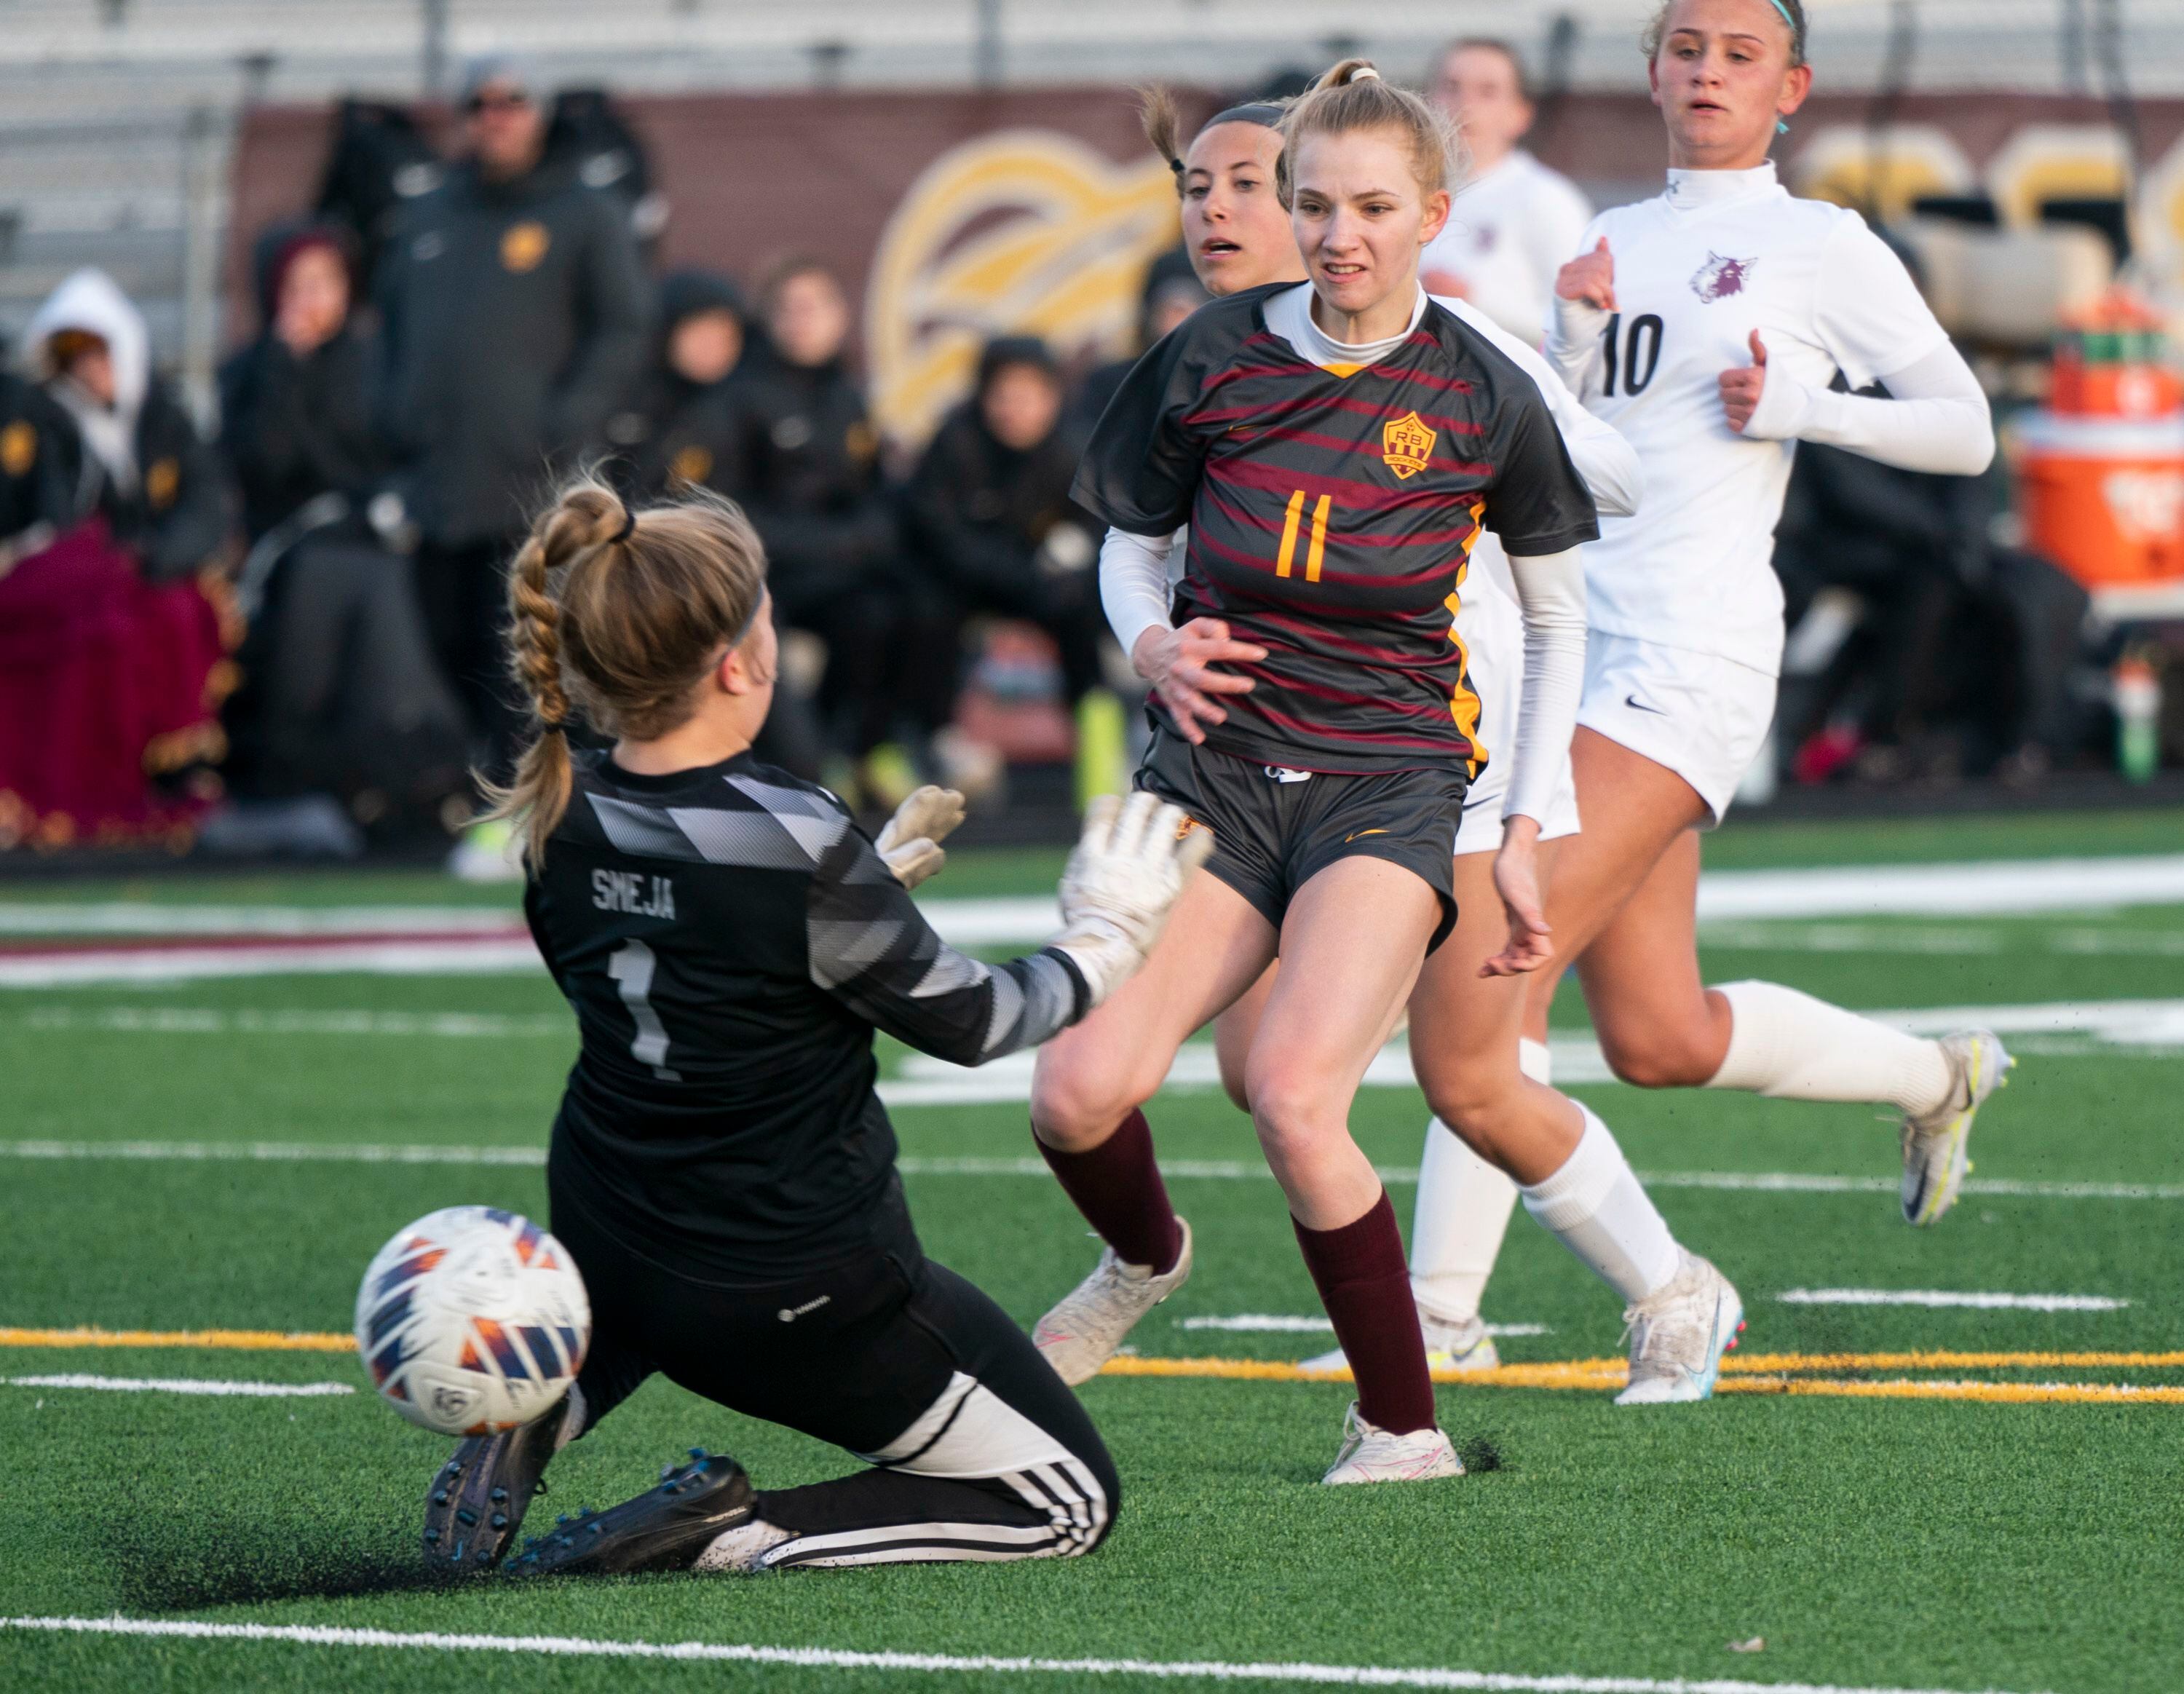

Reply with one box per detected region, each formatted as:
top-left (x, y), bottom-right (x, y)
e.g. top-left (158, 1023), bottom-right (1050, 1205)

top-left (1278, 57), bottom-right (1465, 206)
top-left (482, 476), bottom-right (769, 868)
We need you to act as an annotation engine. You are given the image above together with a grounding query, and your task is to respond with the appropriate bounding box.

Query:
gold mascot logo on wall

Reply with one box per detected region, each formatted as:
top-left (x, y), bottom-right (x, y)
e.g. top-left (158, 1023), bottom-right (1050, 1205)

top-left (865, 130), bottom-right (1180, 448)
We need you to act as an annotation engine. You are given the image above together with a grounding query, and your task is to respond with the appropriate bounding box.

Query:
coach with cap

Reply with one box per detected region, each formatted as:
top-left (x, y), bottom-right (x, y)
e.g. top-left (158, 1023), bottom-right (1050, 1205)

top-left (373, 52), bottom-right (650, 779)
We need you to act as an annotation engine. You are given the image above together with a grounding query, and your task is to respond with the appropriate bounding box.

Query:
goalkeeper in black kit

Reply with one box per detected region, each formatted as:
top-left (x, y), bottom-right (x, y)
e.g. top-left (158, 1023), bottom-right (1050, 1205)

top-left (422, 478), bottom-right (1208, 1577)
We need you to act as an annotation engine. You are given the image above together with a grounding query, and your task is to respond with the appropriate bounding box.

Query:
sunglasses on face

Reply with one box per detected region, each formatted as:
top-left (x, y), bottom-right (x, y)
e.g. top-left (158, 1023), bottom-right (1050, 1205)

top-left (464, 90), bottom-right (529, 116)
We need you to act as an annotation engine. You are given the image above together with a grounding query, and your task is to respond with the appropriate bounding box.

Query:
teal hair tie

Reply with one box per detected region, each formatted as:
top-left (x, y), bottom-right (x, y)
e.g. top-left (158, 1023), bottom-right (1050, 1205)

top-left (1768, 0), bottom-right (1796, 132)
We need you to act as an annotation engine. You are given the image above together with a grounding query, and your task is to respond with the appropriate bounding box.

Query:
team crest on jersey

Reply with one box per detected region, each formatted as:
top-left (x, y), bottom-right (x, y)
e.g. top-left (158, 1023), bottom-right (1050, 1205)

top-left (1381, 411), bottom-right (1436, 480)
top-left (501, 221), bottom-right (551, 273)
top-left (1690, 252), bottom-right (1757, 303)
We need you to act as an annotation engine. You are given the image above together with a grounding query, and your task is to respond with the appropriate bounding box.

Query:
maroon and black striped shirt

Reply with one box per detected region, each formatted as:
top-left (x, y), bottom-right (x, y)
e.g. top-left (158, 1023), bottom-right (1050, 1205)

top-left (1074, 283), bottom-right (1598, 775)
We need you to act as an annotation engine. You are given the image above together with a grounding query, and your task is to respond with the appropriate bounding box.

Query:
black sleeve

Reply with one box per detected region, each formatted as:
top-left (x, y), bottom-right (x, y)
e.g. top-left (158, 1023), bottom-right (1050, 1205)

top-left (1478, 368), bottom-right (1600, 555)
top-left (903, 419), bottom-right (1037, 601)
top-left (1069, 299), bottom-right (1248, 537)
top-left (140, 395), bottom-right (234, 582)
top-left (545, 193), bottom-right (652, 454)
top-left (804, 824), bottom-right (1088, 1066)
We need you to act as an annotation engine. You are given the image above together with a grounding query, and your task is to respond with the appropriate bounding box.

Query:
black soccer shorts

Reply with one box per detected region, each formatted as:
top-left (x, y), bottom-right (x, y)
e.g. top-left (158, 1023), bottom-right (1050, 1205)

top-left (1137, 728), bottom-right (1465, 951)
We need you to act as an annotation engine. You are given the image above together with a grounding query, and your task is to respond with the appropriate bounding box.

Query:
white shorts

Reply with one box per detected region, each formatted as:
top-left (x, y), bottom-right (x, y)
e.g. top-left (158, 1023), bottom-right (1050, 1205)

top-left (1453, 756), bottom-right (1580, 856)
top-left (1577, 633), bottom-right (1777, 826)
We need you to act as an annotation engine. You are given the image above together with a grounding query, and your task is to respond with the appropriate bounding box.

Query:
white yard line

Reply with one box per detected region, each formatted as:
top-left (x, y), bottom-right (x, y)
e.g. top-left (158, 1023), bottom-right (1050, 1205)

top-left (20, 1008), bottom-right (571, 1039)
top-left (1177, 1316), bottom-right (1550, 1337)
top-left (1777, 1289), bottom-right (2129, 1313)
top-left (0, 1614), bottom-right (2052, 1694)
top-left (3, 852), bottom-right (2182, 985)
top-left (4, 1375), bottom-right (352, 1396)
top-left (3, 1139), bottom-right (2179, 1203)
top-left (0, 905), bottom-right (523, 936)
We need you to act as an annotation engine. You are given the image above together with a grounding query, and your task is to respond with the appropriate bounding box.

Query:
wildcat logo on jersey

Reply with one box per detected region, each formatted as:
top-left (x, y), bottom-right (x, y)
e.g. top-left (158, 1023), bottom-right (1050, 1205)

top-left (1381, 411), bottom-right (1436, 480)
top-left (1690, 252), bottom-right (1757, 303)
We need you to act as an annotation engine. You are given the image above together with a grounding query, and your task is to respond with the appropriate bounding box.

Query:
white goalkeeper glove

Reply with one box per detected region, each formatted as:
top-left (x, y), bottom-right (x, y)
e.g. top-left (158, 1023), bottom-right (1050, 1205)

top-left (875, 785), bottom-right (967, 890)
top-left (1051, 791), bottom-right (1216, 1007)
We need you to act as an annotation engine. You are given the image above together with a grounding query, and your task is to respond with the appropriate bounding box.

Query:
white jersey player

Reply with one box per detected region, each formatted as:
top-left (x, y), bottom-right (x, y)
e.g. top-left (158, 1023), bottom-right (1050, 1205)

top-left (1404, 0), bottom-right (2011, 1373)
top-left (1418, 39), bottom-right (1594, 349)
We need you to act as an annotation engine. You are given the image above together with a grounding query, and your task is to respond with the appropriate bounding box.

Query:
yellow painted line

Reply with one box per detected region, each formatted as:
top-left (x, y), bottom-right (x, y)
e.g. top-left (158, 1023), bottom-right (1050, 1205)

top-left (1718, 1377), bottom-right (2184, 1406)
top-left (1730, 1349), bottom-right (2184, 1373)
top-left (0, 1326), bottom-right (352, 1354)
top-left (9, 1334), bottom-right (2183, 1409)
top-left (1096, 1353), bottom-right (2184, 1405)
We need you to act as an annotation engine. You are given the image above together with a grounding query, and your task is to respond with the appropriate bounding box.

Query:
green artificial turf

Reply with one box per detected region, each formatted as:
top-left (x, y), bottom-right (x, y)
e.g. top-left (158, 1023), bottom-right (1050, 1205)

top-left (3, 823), bottom-right (2183, 1692)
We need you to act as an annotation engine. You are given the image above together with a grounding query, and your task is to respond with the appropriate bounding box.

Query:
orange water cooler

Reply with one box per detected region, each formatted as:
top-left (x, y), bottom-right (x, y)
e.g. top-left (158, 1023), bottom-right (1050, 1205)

top-left (2011, 293), bottom-right (2184, 588)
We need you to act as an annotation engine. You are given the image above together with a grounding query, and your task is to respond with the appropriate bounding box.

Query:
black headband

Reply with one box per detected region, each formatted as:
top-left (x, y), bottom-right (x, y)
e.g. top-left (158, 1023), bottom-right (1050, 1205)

top-left (1172, 101), bottom-right (1285, 176)
top-left (1206, 101), bottom-right (1284, 130)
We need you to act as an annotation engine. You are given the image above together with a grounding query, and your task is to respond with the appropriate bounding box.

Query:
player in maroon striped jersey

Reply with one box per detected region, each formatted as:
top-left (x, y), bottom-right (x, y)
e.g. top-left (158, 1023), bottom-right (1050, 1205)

top-left (1026, 63), bottom-right (1613, 1484)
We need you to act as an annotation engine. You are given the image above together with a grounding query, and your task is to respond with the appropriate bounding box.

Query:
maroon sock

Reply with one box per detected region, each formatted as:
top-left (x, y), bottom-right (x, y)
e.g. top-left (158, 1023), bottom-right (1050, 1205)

top-left (1293, 1191), bottom-right (1436, 1436)
top-left (1035, 1108), bottom-right (1184, 1273)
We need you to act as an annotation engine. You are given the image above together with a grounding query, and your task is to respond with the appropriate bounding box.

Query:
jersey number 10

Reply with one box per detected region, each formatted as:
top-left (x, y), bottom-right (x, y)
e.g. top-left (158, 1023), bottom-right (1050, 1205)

top-left (1599, 313), bottom-right (1664, 398)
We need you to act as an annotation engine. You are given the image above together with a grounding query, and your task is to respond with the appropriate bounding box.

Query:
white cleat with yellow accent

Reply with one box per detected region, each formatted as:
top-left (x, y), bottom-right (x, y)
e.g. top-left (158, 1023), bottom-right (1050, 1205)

top-left (1298, 1312), bottom-right (1501, 1377)
top-left (1901, 1029), bottom-right (2014, 1227)
top-left (1321, 1404), bottom-right (1465, 1485)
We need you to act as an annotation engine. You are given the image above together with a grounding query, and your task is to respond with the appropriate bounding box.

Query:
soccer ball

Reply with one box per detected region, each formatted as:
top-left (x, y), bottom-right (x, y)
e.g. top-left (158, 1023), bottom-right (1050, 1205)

top-left (355, 1206), bottom-right (590, 1437)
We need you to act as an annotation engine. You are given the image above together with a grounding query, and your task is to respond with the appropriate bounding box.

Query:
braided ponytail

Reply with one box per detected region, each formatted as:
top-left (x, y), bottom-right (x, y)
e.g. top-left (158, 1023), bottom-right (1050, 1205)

top-left (483, 475), bottom-right (769, 868)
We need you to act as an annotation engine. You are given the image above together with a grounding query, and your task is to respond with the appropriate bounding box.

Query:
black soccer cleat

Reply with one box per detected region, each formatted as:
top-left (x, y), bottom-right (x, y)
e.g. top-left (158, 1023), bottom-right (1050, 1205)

top-left (506, 1449), bottom-right (753, 1579)
top-left (422, 1397), bottom-right (571, 1571)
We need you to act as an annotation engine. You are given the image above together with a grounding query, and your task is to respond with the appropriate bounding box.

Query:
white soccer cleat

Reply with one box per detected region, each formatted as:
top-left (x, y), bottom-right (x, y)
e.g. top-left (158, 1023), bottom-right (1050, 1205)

top-left (1615, 1251), bottom-right (1744, 1406)
top-left (1033, 1219), bottom-right (1192, 1386)
top-left (1900, 1030), bottom-right (2013, 1227)
top-left (1321, 1404), bottom-right (1465, 1485)
top-left (1298, 1311), bottom-right (1502, 1377)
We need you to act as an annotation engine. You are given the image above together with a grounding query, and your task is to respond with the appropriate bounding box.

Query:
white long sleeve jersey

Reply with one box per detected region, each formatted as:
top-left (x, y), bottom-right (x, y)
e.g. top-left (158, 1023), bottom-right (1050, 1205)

top-left (1546, 163), bottom-right (1984, 677)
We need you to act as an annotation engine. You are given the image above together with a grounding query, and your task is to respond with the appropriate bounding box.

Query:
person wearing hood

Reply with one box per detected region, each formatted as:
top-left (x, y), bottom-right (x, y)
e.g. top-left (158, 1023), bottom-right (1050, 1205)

top-left (373, 52), bottom-right (650, 791)
top-left (902, 336), bottom-right (1110, 734)
top-left (28, 267), bottom-right (230, 583)
top-left (220, 221), bottom-right (388, 541)
top-left (5, 269), bottom-right (233, 847)
top-left (607, 269), bottom-right (750, 500)
top-left (214, 219), bottom-right (467, 839)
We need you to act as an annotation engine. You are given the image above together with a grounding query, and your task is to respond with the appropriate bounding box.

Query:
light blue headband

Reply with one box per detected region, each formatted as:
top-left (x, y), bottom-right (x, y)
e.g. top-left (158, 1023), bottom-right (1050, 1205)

top-left (1768, 0), bottom-right (1797, 133)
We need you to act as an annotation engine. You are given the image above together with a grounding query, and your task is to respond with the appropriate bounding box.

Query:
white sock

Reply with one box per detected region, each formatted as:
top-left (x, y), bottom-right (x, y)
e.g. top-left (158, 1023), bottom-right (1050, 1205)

top-left (1409, 1120), bottom-right (1519, 1326)
top-left (1406, 1040), bottom-right (1553, 1325)
top-left (695, 1517), bottom-right (794, 1573)
top-left (1518, 1037), bottom-right (1553, 1086)
top-left (1705, 980), bottom-right (1952, 1115)
top-left (1519, 1106), bottom-right (1681, 1304)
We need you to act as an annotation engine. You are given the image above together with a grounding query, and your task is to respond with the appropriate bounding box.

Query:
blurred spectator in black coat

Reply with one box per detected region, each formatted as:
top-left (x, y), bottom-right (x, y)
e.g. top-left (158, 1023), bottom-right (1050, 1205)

top-left (735, 258), bottom-right (905, 780)
top-left (0, 371), bottom-right (81, 567)
top-left (28, 268), bottom-right (228, 585)
top-left (373, 52), bottom-right (649, 780)
top-left (902, 336), bottom-right (1108, 735)
top-left (222, 223), bottom-right (387, 539)
top-left (1066, 248), bottom-right (1208, 440)
top-left (735, 258), bottom-right (895, 626)
top-left (606, 269), bottom-right (748, 499)
top-left (217, 220), bottom-right (465, 836)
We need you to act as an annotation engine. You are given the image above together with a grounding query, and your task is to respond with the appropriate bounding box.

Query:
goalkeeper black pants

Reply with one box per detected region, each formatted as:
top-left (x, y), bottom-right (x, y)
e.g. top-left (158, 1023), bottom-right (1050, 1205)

top-left (550, 1189), bottom-right (1119, 1567)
